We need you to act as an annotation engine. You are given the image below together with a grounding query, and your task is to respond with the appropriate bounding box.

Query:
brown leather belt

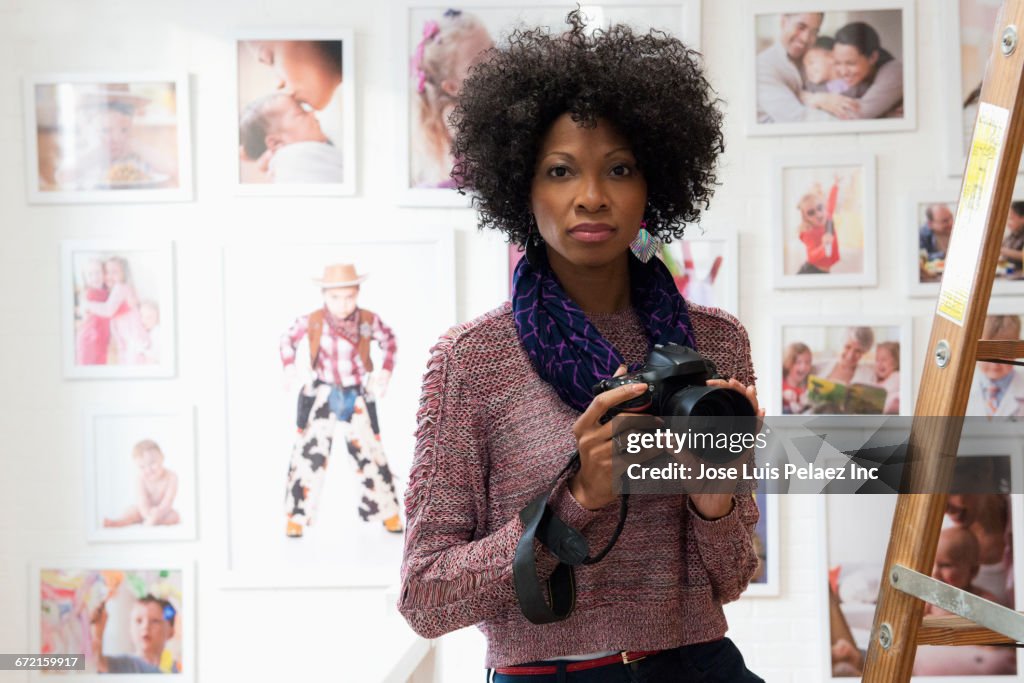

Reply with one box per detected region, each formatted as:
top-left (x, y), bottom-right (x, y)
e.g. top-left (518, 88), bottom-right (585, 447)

top-left (493, 650), bottom-right (662, 676)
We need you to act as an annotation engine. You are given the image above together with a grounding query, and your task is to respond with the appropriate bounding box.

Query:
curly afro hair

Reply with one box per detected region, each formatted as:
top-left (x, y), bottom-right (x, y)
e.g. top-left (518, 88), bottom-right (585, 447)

top-left (451, 9), bottom-right (724, 247)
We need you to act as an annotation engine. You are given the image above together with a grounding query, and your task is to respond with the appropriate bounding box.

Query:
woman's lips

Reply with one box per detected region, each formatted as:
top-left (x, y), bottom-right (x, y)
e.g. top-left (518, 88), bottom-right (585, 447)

top-left (568, 223), bottom-right (616, 243)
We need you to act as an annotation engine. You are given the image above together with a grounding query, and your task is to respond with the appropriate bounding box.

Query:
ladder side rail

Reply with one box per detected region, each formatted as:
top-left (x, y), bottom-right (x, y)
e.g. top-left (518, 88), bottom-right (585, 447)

top-left (861, 2), bottom-right (1024, 681)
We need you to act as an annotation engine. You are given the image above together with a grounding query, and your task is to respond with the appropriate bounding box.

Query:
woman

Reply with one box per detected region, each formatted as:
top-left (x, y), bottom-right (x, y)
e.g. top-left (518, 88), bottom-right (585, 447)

top-left (398, 11), bottom-right (764, 681)
top-left (800, 21), bottom-right (903, 120)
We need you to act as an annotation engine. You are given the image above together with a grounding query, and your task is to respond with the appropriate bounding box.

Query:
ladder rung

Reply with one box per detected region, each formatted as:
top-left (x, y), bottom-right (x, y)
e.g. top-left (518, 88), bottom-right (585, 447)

top-left (976, 339), bottom-right (1024, 364)
top-left (918, 615), bottom-right (1019, 646)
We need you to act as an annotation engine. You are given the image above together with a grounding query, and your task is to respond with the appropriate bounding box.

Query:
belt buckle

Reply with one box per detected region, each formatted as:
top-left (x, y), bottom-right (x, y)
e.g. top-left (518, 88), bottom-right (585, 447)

top-left (621, 652), bottom-right (648, 665)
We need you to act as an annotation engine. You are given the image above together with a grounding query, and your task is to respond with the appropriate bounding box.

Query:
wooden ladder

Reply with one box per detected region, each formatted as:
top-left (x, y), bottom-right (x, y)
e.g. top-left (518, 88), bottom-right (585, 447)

top-left (861, 1), bottom-right (1024, 679)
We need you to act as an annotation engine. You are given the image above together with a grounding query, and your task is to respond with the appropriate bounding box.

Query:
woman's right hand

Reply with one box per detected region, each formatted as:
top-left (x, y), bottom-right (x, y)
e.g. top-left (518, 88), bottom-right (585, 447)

top-left (569, 366), bottom-right (649, 510)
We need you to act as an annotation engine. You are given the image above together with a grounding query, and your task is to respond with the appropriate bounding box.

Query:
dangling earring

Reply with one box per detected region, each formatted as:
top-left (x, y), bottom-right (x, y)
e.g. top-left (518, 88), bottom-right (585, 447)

top-left (629, 220), bottom-right (660, 263)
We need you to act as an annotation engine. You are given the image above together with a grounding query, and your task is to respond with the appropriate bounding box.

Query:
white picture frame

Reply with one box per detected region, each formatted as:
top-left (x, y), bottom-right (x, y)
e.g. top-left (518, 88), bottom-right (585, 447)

top-left (771, 315), bottom-right (913, 417)
top-left (23, 73), bottom-right (193, 204)
top-left (744, 490), bottom-right (782, 597)
top-left (394, 0), bottom-right (702, 207)
top-left (29, 560), bottom-right (195, 681)
top-left (234, 30), bottom-right (357, 196)
top-left (61, 240), bottom-right (176, 380)
top-left (817, 447), bottom-right (1023, 680)
top-left (748, 0), bottom-right (916, 137)
top-left (219, 227), bottom-right (456, 588)
top-left (907, 192), bottom-right (1024, 298)
top-left (84, 405), bottom-right (197, 543)
top-left (940, 0), bottom-right (1022, 178)
top-left (772, 153), bottom-right (878, 289)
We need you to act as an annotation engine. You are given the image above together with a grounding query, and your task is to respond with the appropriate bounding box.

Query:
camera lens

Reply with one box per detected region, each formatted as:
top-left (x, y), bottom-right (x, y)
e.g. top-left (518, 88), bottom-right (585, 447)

top-left (664, 386), bottom-right (758, 464)
top-left (664, 386), bottom-right (754, 418)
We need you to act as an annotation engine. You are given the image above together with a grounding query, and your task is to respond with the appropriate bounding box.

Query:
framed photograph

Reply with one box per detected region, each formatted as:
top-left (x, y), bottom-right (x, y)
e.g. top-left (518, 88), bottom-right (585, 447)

top-left (397, 0), bottom-right (702, 206)
top-left (745, 490), bottom-right (781, 597)
top-left (29, 562), bottom-right (194, 681)
top-left (968, 302), bottom-right (1024, 417)
top-left (84, 406), bottom-right (196, 543)
top-left (506, 230), bottom-right (739, 316)
top-left (942, 0), bottom-right (1019, 177)
top-left (819, 451), bottom-right (1023, 679)
top-left (24, 73), bottom-right (192, 203)
top-left (773, 153), bottom-right (877, 289)
top-left (221, 229), bottom-right (455, 587)
top-left (61, 241), bottom-right (176, 379)
top-left (749, 1), bottom-right (916, 136)
top-left (772, 316), bottom-right (912, 416)
top-left (908, 194), bottom-right (1024, 297)
top-left (235, 31), bottom-right (356, 195)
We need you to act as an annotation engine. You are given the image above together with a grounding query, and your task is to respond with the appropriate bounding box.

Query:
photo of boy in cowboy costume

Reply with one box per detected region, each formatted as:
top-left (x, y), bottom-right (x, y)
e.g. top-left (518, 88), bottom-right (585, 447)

top-left (279, 263), bottom-right (402, 537)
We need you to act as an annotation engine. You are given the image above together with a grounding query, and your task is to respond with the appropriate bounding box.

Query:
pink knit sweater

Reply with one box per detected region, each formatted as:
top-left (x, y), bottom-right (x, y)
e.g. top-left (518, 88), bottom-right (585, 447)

top-left (398, 301), bottom-right (760, 667)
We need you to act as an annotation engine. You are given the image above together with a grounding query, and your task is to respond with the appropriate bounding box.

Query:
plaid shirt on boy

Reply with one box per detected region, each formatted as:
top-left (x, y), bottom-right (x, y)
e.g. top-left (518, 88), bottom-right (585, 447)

top-left (281, 307), bottom-right (396, 388)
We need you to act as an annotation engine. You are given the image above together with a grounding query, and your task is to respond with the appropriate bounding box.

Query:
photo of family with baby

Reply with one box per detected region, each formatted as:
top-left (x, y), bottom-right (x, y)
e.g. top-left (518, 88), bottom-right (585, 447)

top-left (63, 242), bottom-right (174, 379)
top-left (236, 36), bottom-right (354, 193)
top-left (826, 456), bottom-right (1019, 678)
top-left (754, 6), bottom-right (912, 134)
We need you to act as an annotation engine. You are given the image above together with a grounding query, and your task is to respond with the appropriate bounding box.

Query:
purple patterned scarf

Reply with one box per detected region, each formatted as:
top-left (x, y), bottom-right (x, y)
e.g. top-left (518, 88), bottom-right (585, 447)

top-left (511, 243), bottom-right (698, 412)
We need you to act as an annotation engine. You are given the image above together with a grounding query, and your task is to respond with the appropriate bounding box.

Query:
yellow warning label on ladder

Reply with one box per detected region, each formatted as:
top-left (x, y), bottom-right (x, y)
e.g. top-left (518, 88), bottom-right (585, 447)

top-left (938, 102), bottom-right (1009, 326)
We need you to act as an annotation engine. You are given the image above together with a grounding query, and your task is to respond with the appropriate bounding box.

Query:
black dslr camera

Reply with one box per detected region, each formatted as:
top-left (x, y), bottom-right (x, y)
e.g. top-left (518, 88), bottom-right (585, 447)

top-left (593, 343), bottom-right (756, 420)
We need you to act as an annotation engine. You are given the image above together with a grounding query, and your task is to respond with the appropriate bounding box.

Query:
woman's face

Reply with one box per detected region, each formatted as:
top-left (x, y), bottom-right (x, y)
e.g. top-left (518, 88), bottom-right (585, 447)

top-left (839, 338), bottom-right (867, 369)
top-left (252, 41), bottom-right (341, 111)
top-left (832, 43), bottom-right (878, 88)
top-left (530, 114), bottom-right (647, 271)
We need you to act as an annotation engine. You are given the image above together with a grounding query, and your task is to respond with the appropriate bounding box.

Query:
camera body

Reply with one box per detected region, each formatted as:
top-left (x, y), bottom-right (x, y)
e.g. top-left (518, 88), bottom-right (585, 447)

top-left (593, 343), bottom-right (753, 420)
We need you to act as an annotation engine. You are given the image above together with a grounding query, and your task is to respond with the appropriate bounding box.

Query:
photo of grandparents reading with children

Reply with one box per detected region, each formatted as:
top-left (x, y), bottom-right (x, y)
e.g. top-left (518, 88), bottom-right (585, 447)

top-left (779, 321), bottom-right (907, 416)
top-left (754, 7), bottom-right (911, 134)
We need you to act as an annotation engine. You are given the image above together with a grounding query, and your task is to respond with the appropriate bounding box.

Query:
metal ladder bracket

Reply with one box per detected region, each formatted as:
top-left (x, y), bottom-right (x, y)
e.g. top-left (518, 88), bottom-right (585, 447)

top-left (889, 564), bottom-right (1024, 643)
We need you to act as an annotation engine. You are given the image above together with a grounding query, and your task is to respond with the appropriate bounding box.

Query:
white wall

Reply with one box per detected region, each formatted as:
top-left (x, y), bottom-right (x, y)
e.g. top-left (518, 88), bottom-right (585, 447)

top-left (1, 1), bottom-right (1017, 682)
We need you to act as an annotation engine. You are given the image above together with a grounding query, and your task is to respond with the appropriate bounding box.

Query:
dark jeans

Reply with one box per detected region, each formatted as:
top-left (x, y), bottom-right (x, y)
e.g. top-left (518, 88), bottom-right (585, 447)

top-left (489, 639), bottom-right (764, 683)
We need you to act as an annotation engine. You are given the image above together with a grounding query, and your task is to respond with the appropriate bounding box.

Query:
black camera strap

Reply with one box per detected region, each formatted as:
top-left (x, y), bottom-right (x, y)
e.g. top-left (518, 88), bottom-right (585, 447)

top-left (512, 451), bottom-right (630, 624)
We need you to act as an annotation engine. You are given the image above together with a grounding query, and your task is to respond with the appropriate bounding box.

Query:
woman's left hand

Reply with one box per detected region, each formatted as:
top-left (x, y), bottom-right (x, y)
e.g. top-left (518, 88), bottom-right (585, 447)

top-left (687, 378), bottom-right (764, 520)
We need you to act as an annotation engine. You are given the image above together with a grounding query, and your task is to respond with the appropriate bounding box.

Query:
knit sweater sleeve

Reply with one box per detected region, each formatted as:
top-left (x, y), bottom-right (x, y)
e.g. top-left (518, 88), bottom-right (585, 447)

top-left (398, 325), bottom-right (602, 639)
top-left (686, 310), bottom-right (760, 604)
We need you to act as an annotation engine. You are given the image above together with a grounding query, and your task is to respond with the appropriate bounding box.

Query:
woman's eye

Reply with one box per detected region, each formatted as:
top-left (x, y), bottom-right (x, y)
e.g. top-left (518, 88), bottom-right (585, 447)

top-left (611, 164), bottom-right (632, 176)
top-left (547, 165), bottom-right (571, 178)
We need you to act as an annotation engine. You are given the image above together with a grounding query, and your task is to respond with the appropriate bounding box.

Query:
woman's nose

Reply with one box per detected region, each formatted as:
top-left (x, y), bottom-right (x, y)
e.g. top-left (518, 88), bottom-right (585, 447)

top-left (576, 175), bottom-right (608, 212)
